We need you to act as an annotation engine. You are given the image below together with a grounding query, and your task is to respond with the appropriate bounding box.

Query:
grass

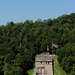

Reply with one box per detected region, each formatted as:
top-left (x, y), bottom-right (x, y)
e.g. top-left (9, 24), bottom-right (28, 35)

top-left (54, 55), bottom-right (67, 75)
top-left (27, 55), bottom-right (67, 75)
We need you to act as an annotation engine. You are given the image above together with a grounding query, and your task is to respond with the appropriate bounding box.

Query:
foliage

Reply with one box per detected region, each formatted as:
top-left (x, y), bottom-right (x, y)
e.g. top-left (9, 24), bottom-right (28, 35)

top-left (0, 13), bottom-right (75, 75)
top-left (27, 69), bottom-right (34, 75)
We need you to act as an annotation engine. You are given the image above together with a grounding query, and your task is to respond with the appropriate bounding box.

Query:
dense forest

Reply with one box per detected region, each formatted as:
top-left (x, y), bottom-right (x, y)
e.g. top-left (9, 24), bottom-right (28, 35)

top-left (0, 13), bottom-right (75, 75)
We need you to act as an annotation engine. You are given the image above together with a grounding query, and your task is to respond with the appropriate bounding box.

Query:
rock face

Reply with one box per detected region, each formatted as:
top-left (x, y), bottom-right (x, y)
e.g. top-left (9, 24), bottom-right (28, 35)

top-left (34, 53), bottom-right (56, 75)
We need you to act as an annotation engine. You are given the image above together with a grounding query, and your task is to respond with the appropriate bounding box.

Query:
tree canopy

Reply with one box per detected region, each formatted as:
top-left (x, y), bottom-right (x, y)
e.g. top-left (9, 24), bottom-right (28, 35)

top-left (0, 13), bottom-right (75, 75)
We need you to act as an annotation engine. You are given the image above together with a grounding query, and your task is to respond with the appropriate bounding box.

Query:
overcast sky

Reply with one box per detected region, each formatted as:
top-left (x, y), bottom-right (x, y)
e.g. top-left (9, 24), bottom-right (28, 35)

top-left (0, 0), bottom-right (75, 25)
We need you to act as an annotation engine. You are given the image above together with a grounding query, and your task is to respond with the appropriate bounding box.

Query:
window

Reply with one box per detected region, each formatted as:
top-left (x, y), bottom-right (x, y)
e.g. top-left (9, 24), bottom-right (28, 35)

top-left (36, 67), bottom-right (45, 74)
top-left (46, 62), bottom-right (50, 64)
top-left (48, 62), bottom-right (50, 64)
top-left (38, 62), bottom-right (42, 64)
top-left (41, 62), bottom-right (42, 64)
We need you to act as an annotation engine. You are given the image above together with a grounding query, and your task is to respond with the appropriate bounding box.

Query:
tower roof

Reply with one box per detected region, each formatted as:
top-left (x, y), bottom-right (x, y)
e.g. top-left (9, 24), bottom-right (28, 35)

top-left (35, 54), bottom-right (56, 62)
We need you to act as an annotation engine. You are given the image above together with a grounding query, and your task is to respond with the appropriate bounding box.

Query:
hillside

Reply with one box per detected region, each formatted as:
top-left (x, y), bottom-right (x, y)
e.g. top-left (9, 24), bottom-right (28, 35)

top-left (54, 56), bottom-right (67, 75)
top-left (0, 13), bottom-right (75, 75)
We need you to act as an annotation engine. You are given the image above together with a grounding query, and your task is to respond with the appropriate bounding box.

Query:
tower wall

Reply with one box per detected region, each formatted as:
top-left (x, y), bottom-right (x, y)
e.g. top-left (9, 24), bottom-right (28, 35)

top-left (34, 54), bottom-right (56, 75)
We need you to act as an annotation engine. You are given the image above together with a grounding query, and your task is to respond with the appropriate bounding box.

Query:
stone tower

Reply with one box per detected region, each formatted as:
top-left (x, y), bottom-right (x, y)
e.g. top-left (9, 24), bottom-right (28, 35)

top-left (34, 53), bottom-right (56, 75)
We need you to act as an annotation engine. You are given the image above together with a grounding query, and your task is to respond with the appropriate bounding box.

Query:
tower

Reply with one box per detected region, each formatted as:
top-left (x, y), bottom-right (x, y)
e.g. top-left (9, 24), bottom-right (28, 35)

top-left (34, 53), bottom-right (56, 75)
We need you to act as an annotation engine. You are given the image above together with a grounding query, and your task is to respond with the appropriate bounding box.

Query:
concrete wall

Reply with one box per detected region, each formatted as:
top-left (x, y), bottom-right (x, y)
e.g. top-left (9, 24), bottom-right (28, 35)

top-left (35, 61), bottom-right (53, 75)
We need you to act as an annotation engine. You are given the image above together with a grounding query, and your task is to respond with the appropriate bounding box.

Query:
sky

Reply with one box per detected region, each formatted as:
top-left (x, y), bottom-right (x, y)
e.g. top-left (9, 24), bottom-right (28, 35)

top-left (0, 0), bottom-right (75, 25)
